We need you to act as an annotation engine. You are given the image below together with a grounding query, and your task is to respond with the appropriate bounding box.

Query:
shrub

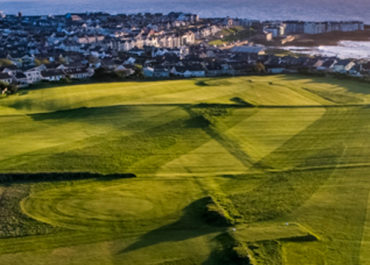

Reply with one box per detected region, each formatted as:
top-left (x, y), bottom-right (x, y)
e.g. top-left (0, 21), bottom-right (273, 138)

top-left (203, 196), bottom-right (235, 226)
top-left (0, 81), bottom-right (18, 95)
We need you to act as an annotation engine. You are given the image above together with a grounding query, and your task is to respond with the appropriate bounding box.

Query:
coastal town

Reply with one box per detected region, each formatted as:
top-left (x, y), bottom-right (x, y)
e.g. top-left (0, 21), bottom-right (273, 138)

top-left (0, 11), bottom-right (369, 92)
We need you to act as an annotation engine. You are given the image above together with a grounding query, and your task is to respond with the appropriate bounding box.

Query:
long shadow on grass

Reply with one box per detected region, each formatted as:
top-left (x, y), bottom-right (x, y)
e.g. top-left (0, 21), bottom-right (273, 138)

top-left (29, 106), bottom-right (133, 122)
top-left (28, 104), bottom-right (251, 122)
top-left (0, 172), bottom-right (136, 184)
top-left (120, 197), bottom-right (225, 254)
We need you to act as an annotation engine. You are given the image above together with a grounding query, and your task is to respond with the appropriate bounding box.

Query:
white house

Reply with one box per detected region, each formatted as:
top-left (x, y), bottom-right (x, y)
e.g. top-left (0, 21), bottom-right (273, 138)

top-left (65, 68), bottom-right (94, 79)
top-left (316, 59), bottom-right (337, 71)
top-left (41, 69), bottom-right (65, 81)
top-left (171, 66), bottom-right (186, 77)
top-left (332, 60), bottom-right (356, 73)
top-left (15, 72), bottom-right (28, 87)
top-left (143, 67), bottom-right (170, 78)
top-left (124, 57), bottom-right (136, 65)
top-left (183, 65), bottom-right (206, 77)
top-left (24, 65), bottom-right (46, 84)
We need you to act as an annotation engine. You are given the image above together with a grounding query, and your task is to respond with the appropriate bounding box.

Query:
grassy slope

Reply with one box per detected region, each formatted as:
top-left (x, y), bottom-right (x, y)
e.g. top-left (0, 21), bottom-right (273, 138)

top-left (0, 75), bottom-right (369, 265)
top-left (360, 193), bottom-right (370, 265)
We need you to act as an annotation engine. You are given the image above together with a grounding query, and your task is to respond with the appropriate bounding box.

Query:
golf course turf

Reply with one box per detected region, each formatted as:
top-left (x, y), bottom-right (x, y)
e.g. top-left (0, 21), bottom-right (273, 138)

top-left (0, 74), bottom-right (369, 264)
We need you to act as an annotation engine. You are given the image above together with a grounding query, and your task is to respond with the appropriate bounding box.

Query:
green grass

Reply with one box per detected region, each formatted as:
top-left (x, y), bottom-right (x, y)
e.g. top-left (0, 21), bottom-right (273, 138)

top-left (208, 39), bottom-right (226, 46)
top-left (232, 223), bottom-right (317, 243)
top-left (209, 26), bottom-right (256, 46)
top-left (0, 75), bottom-right (370, 264)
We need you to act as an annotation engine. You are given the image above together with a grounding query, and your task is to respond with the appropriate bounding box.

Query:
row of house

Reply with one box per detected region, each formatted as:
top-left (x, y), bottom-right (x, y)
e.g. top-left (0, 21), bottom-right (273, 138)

top-left (264, 55), bottom-right (370, 77)
top-left (0, 12), bottom-right (224, 67)
top-left (284, 21), bottom-right (364, 35)
top-left (262, 21), bottom-right (365, 37)
top-left (0, 64), bottom-right (94, 86)
top-left (105, 31), bottom-right (197, 51)
top-left (0, 12), bottom-right (368, 89)
top-left (1, 47), bottom-right (370, 88)
top-left (144, 64), bottom-right (206, 78)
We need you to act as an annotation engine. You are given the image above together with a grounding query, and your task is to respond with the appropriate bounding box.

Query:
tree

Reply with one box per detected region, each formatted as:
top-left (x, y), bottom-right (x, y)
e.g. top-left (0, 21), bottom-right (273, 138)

top-left (92, 68), bottom-right (121, 81)
top-left (0, 81), bottom-right (18, 95)
top-left (131, 64), bottom-right (144, 79)
top-left (255, 62), bottom-right (266, 73)
top-left (35, 58), bottom-right (50, 66)
top-left (0, 58), bottom-right (13, 67)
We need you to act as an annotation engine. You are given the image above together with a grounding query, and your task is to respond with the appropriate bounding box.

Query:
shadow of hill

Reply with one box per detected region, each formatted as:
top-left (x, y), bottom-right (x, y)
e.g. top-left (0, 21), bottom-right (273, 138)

top-left (120, 197), bottom-right (225, 254)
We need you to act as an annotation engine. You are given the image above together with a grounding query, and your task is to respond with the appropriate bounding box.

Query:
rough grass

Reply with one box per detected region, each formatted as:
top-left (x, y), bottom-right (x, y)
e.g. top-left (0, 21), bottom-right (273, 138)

top-left (0, 75), bottom-right (369, 264)
top-left (0, 184), bottom-right (56, 238)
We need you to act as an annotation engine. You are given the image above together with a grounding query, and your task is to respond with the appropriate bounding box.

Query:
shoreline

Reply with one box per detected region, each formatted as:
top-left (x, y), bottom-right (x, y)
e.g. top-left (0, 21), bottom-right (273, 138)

top-left (254, 30), bottom-right (370, 47)
top-left (284, 31), bottom-right (370, 47)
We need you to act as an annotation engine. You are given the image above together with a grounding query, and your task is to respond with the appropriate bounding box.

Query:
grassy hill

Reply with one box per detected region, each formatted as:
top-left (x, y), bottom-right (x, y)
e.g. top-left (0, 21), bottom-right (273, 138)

top-left (0, 75), bottom-right (369, 265)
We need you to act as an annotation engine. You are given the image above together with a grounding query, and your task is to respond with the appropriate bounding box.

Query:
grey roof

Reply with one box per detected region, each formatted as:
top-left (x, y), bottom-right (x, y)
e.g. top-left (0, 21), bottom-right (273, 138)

top-left (41, 69), bottom-right (65, 77)
top-left (230, 46), bottom-right (265, 54)
top-left (0, 73), bottom-right (12, 79)
top-left (15, 72), bottom-right (27, 78)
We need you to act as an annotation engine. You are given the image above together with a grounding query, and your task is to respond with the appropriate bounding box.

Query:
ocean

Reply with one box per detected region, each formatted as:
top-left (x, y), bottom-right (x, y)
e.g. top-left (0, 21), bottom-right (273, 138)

top-left (0, 0), bottom-right (370, 23)
top-left (283, 41), bottom-right (370, 60)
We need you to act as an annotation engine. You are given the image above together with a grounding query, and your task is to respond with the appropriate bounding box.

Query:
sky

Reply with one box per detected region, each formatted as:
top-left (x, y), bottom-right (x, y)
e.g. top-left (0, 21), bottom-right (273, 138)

top-left (0, 0), bottom-right (369, 23)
